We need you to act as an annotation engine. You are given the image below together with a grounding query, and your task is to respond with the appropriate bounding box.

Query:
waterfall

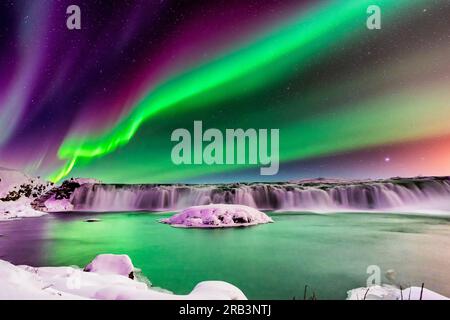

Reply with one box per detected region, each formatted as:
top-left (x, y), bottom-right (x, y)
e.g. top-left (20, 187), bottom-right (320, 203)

top-left (62, 177), bottom-right (450, 213)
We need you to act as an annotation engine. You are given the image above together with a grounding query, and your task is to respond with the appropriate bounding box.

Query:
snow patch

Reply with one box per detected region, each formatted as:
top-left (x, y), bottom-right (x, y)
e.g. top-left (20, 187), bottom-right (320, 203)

top-left (347, 285), bottom-right (448, 300)
top-left (161, 204), bottom-right (273, 228)
top-left (72, 178), bottom-right (102, 185)
top-left (0, 167), bottom-right (30, 196)
top-left (84, 254), bottom-right (134, 279)
top-left (43, 197), bottom-right (74, 212)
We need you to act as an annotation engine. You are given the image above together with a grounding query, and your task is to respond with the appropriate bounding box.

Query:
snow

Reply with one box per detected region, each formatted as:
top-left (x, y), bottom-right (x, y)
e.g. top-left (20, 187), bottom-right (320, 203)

top-left (71, 178), bottom-right (102, 185)
top-left (0, 201), bottom-right (47, 220)
top-left (0, 167), bottom-right (29, 196)
top-left (43, 197), bottom-right (74, 212)
top-left (160, 204), bottom-right (274, 228)
top-left (0, 168), bottom-right (52, 220)
top-left (0, 254), bottom-right (247, 300)
top-left (347, 285), bottom-right (449, 300)
top-left (84, 254), bottom-right (134, 278)
top-left (0, 168), bottom-right (101, 219)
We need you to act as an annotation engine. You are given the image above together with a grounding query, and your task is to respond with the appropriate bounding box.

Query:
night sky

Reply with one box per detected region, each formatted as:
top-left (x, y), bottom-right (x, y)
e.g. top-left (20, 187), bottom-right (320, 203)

top-left (0, 0), bottom-right (449, 183)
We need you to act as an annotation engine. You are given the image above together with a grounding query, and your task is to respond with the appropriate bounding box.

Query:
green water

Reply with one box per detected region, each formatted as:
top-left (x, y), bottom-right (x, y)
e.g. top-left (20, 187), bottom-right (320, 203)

top-left (35, 212), bottom-right (450, 299)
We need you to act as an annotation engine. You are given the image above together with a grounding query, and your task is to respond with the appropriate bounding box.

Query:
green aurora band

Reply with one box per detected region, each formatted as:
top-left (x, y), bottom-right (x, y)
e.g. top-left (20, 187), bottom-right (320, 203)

top-left (49, 0), bottom-right (433, 182)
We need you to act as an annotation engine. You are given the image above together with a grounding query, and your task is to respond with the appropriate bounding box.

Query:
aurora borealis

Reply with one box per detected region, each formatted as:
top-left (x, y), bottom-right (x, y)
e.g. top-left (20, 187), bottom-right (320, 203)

top-left (0, 0), bottom-right (449, 183)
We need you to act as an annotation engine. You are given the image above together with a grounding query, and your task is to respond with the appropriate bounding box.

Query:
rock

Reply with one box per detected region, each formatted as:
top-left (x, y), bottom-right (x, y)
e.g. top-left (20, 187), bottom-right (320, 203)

top-left (32, 178), bottom-right (101, 212)
top-left (189, 281), bottom-right (247, 300)
top-left (84, 254), bottom-right (135, 279)
top-left (1, 168), bottom-right (52, 220)
top-left (161, 204), bottom-right (273, 228)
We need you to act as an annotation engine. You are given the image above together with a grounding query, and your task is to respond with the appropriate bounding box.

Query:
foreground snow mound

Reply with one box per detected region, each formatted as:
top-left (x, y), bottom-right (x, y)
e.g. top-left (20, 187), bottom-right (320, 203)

top-left (0, 254), bottom-right (247, 300)
top-left (161, 204), bottom-right (274, 228)
top-left (84, 254), bottom-right (134, 279)
top-left (347, 285), bottom-right (449, 300)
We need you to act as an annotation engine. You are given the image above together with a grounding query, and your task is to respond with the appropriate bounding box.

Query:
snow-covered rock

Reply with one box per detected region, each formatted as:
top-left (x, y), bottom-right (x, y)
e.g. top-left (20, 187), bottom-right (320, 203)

top-left (84, 254), bottom-right (134, 279)
top-left (0, 255), bottom-right (247, 300)
top-left (347, 285), bottom-right (449, 300)
top-left (0, 167), bottom-right (53, 220)
top-left (161, 204), bottom-right (274, 228)
top-left (43, 197), bottom-right (74, 212)
top-left (32, 178), bottom-right (102, 213)
top-left (188, 281), bottom-right (247, 300)
top-left (0, 202), bottom-right (48, 220)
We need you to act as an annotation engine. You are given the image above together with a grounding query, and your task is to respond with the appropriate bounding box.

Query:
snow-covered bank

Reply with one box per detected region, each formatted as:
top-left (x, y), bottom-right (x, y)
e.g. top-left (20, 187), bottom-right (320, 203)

top-left (0, 167), bottom-right (102, 220)
top-left (160, 204), bottom-right (273, 228)
top-left (0, 168), bottom-right (53, 220)
top-left (347, 285), bottom-right (448, 300)
top-left (0, 254), bottom-right (247, 300)
top-left (0, 202), bottom-right (47, 220)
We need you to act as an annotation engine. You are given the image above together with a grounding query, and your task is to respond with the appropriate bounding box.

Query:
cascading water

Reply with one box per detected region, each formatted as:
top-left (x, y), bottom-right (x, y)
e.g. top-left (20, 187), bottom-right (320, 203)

top-left (57, 177), bottom-right (450, 213)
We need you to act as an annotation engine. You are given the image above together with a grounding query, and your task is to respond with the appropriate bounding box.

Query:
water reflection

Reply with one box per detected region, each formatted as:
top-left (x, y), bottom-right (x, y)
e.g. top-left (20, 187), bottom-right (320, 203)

top-left (0, 215), bottom-right (51, 265)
